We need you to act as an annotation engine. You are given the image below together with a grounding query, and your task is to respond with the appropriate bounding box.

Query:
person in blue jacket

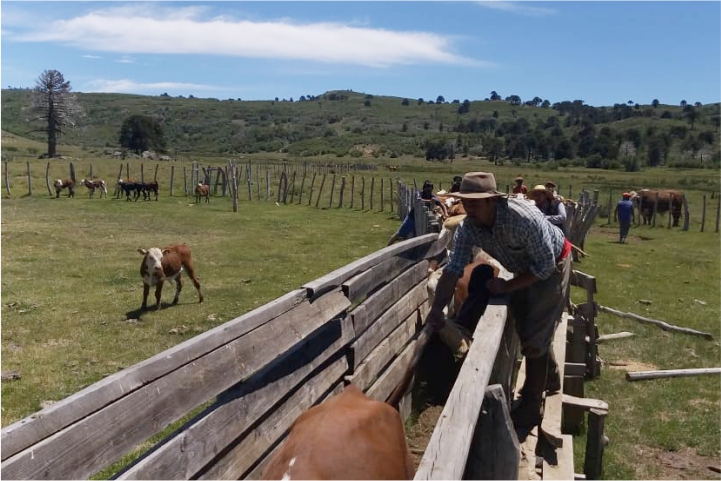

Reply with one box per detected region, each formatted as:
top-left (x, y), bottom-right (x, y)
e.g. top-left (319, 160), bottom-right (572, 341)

top-left (614, 192), bottom-right (635, 243)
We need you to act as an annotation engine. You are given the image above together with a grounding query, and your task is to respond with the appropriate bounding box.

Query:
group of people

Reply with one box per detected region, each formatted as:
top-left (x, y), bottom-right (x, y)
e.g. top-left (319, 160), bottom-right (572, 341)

top-left (387, 171), bottom-right (574, 441)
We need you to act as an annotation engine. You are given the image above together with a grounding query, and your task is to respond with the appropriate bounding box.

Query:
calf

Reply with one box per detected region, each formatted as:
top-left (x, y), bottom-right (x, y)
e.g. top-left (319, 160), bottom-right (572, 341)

top-left (261, 383), bottom-right (415, 480)
top-left (53, 179), bottom-right (76, 198)
top-left (140, 180), bottom-right (159, 201)
top-left (194, 183), bottom-right (210, 204)
top-left (118, 179), bottom-right (144, 201)
top-left (138, 243), bottom-right (203, 310)
top-left (80, 179), bottom-right (108, 199)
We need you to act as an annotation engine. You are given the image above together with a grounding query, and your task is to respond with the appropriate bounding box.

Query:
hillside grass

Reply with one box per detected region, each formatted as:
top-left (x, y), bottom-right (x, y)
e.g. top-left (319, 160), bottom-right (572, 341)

top-left (1, 135), bottom-right (719, 478)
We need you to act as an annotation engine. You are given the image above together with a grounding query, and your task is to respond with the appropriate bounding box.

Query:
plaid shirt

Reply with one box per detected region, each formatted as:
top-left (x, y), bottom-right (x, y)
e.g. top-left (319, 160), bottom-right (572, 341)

top-left (445, 198), bottom-right (565, 280)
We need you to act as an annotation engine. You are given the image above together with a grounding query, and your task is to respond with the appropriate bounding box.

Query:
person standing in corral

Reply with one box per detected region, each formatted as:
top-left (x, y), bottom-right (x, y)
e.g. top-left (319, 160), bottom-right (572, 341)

top-left (424, 172), bottom-right (572, 441)
top-left (530, 184), bottom-right (567, 235)
top-left (512, 176), bottom-right (528, 195)
top-left (614, 192), bottom-right (635, 243)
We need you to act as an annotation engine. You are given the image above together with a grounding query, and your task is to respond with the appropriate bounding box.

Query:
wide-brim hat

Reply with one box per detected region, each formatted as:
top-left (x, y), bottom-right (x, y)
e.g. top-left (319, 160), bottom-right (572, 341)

top-left (514, 176), bottom-right (524, 182)
top-left (530, 184), bottom-right (553, 199)
top-left (449, 172), bottom-right (506, 200)
top-left (545, 181), bottom-right (556, 188)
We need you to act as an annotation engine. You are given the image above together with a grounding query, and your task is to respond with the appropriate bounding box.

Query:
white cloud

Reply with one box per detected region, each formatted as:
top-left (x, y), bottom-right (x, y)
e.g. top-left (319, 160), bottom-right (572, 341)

top-left (476, 1), bottom-right (557, 17)
top-left (83, 79), bottom-right (223, 94)
top-left (12, 5), bottom-right (483, 68)
top-left (82, 54), bottom-right (101, 59)
top-left (116, 55), bottom-right (136, 64)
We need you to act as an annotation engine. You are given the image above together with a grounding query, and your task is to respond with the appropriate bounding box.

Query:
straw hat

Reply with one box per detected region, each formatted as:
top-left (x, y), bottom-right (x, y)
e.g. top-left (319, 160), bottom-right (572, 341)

top-left (530, 184), bottom-right (553, 199)
top-left (545, 181), bottom-right (556, 188)
top-left (449, 172), bottom-right (505, 200)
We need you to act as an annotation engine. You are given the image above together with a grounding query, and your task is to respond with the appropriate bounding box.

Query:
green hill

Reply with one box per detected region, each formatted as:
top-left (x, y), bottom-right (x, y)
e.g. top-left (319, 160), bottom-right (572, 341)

top-left (1, 88), bottom-right (718, 170)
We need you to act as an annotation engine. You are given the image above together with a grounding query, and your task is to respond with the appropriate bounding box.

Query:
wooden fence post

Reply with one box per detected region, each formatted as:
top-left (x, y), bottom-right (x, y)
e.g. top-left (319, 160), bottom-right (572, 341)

top-left (26, 161), bottom-right (32, 196)
top-left (350, 175), bottom-right (355, 209)
top-left (380, 178), bottom-right (384, 212)
top-left (338, 176), bottom-right (345, 208)
top-left (651, 192), bottom-right (659, 227)
top-left (607, 190), bottom-right (613, 225)
top-left (568, 185), bottom-right (572, 199)
top-left (170, 165), bottom-right (175, 197)
top-left (183, 166), bottom-right (188, 196)
top-left (45, 162), bottom-right (52, 196)
top-left (389, 178), bottom-right (393, 214)
top-left (307, 173), bottom-right (316, 206)
top-left (370, 177), bottom-right (375, 210)
top-left (701, 195), bottom-right (707, 232)
top-left (290, 172), bottom-right (297, 204)
top-left (328, 174), bottom-right (336, 208)
top-left (682, 194), bottom-right (690, 231)
top-left (668, 193), bottom-right (673, 229)
top-left (5, 161), bottom-right (11, 196)
top-left (125, 163), bottom-right (129, 180)
top-left (232, 164), bottom-right (239, 212)
top-left (154, 164), bottom-right (159, 182)
top-left (69, 162), bottom-right (75, 183)
top-left (298, 171), bottom-right (306, 204)
top-left (360, 177), bottom-right (365, 210)
top-left (315, 174), bottom-right (326, 208)
top-left (140, 163), bottom-right (145, 183)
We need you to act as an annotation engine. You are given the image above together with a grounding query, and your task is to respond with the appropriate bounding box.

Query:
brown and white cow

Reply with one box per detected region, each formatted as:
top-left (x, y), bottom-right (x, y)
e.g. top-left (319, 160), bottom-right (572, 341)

top-left (53, 179), bottom-right (76, 198)
top-left (630, 189), bottom-right (684, 226)
top-left (261, 383), bottom-right (415, 480)
top-left (138, 244), bottom-right (204, 310)
top-left (80, 179), bottom-right (108, 199)
top-left (194, 183), bottom-right (210, 204)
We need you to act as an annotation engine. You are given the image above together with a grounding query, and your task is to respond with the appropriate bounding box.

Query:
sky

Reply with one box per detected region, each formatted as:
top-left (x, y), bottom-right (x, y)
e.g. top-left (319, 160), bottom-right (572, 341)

top-left (1, 1), bottom-right (720, 107)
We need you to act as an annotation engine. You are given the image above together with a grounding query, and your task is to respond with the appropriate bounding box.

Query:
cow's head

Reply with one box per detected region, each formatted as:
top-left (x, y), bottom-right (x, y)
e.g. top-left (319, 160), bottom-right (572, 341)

top-left (54, 179), bottom-right (63, 189)
top-left (118, 179), bottom-right (124, 186)
top-left (138, 247), bottom-right (167, 280)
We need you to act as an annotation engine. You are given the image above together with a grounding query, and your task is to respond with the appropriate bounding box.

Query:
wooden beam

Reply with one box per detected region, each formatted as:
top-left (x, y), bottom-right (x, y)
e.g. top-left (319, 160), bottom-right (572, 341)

top-left (116, 317), bottom-right (355, 480)
top-left (569, 270), bottom-right (597, 294)
top-left (414, 303), bottom-right (508, 480)
top-left (598, 304), bottom-right (714, 340)
top-left (564, 362), bottom-right (586, 377)
top-left (1, 290), bottom-right (350, 480)
top-left (540, 314), bottom-right (569, 448)
top-left (366, 337), bottom-right (418, 402)
top-left (342, 255), bottom-right (418, 303)
top-left (626, 367), bottom-right (721, 381)
top-left (583, 409), bottom-right (607, 480)
top-left (562, 394), bottom-right (608, 414)
top-left (542, 434), bottom-right (575, 480)
top-left (595, 332), bottom-right (634, 343)
top-left (0, 288), bottom-right (309, 461)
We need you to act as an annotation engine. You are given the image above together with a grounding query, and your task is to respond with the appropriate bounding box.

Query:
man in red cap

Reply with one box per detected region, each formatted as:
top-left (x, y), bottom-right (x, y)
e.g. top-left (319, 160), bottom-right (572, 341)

top-left (512, 176), bottom-right (528, 195)
top-left (614, 192), bottom-right (635, 243)
top-left (425, 171), bottom-right (572, 441)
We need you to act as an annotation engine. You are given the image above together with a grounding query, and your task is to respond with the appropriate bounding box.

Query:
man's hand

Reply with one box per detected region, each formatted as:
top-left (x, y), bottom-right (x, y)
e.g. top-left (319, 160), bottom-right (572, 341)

top-left (425, 307), bottom-right (445, 332)
top-left (485, 277), bottom-right (509, 296)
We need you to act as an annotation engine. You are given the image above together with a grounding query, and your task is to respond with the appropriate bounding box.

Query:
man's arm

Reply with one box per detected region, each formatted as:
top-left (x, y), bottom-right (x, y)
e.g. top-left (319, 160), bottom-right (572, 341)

top-left (546, 201), bottom-right (567, 225)
top-left (425, 269), bottom-right (461, 331)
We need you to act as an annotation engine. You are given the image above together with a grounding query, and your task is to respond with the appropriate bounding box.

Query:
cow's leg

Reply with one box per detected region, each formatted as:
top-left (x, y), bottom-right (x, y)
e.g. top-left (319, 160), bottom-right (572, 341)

top-left (141, 283), bottom-right (150, 310)
top-left (183, 262), bottom-right (204, 303)
top-left (154, 282), bottom-right (164, 310)
top-left (172, 274), bottom-right (183, 305)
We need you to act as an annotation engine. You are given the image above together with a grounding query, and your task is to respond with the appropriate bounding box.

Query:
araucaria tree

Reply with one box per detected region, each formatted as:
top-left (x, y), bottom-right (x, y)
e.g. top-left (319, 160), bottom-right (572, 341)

top-left (119, 114), bottom-right (166, 153)
top-left (30, 69), bottom-right (82, 158)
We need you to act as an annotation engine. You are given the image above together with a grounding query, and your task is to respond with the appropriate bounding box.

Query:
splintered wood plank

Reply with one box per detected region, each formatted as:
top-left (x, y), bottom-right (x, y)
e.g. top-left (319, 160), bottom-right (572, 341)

top-left (0, 288), bottom-right (308, 461)
top-left (543, 434), bottom-right (575, 480)
top-left (117, 317), bottom-right (355, 480)
top-left (414, 303), bottom-right (508, 480)
top-left (540, 314), bottom-right (569, 449)
top-left (198, 356), bottom-right (349, 480)
top-left (342, 255), bottom-right (418, 303)
top-left (349, 260), bottom-right (428, 336)
top-left (1, 289), bottom-right (350, 481)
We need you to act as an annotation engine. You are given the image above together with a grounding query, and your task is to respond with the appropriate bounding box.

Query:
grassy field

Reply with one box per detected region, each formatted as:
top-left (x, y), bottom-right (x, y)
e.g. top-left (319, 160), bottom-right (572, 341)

top-left (2, 141), bottom-right (719, 478)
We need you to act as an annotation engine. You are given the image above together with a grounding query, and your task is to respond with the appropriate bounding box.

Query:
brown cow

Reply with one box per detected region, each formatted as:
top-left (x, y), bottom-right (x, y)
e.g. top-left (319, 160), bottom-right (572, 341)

top-left (138, 244), bottom-right (203, 310)
top-left (80, 179), bottom-right (107, 199)
top-left (261, 383), bottom-right (415, 480)
top-left (194, 183), bottom-right (210, 204)
top-left (632, 189), bottom-right (684, 226)
top-left (53, 179), bottom-right (76, 198)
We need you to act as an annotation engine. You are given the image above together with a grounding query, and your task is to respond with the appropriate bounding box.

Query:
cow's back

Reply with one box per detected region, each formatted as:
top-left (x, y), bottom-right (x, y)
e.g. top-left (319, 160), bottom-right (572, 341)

top-left (261, 384), bottom-right (414, 480)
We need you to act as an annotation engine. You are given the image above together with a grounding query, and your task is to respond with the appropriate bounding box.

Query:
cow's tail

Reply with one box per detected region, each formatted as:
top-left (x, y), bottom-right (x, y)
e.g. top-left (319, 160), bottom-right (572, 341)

top-left (386, 322), bottom-right (433, 409)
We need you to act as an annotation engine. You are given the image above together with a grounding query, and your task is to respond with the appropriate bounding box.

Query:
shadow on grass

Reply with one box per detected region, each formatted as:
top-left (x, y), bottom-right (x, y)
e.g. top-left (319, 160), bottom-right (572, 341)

top-left (125, 301), bottom-right (190, 320)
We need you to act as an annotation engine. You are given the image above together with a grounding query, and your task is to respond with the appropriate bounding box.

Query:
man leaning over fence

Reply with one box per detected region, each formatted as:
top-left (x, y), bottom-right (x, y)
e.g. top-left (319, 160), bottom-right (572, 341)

top-left (424, 172), bottom-right (572, 441)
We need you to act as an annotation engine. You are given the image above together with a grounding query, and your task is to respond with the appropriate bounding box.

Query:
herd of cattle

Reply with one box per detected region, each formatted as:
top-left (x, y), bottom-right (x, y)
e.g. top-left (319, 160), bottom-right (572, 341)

top-left (53, 178), bottom-right (212, 204)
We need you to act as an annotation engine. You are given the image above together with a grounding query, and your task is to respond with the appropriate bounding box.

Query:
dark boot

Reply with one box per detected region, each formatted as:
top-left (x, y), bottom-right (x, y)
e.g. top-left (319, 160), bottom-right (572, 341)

top-left (512, 353), bottom-right (549, 441)
top-left (455, 264), bottom-right (494, 333)
top-left (546, 349), bottom-right (561, 394)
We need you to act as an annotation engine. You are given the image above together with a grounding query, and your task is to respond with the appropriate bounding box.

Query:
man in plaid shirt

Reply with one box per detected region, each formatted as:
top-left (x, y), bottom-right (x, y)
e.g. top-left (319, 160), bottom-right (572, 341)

top-left (425, 172), bottom-right (572, 440)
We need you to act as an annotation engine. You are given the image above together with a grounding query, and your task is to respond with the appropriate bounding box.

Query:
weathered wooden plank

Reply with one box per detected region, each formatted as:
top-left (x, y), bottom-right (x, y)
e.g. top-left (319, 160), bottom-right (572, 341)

top-left (0, 289), bottom-right (308, 462)
top-left (414, 303), bottom-right (508, 480)
top-left (562, 394), bottom-right (608, 413)
top-left (465, 384), bottom-right (520, 480)
top-left (595, 332), bottom-right (634, 343)
top-left (583, 409), bottom-right (607, 480)
top-left (540, 314), bottom-right (569, 448)
top-left (198, 356), bottom-right (350, 480)
top-left (241, 382), bottom-right (345, 481)
top-left (561, 376), bottom-right (585, 434)
top-left (626, 367), bottom-right (721, 381)
top-left (350, 260), bottom-right (428, 335)
top-left (564, 363), bottom-right (586, 378)
top-left (543, 434), bottom-right (575, 480)
top-left (570, 270), bottom-right (597, 294)
top-left (1, 290), bottom-right (349, 480)
top-left (366, 337), bottom-right (418, 402)
top-left (351, 281), bottom-right (428, 367)
top-left (117, 316), bottom-right (355, 480)
top-left (346, 302), bottom-right (424, 389)
top-left (342, 254), bottom-right (418, 304)
top-left (302, 233), bottom-right (437, 296)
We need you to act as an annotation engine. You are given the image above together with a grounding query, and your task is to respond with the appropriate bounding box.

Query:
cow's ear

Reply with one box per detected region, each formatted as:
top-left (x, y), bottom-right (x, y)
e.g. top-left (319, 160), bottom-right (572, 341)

top-left (162, 249), bottom-right (171, 255)
top-left (138, 248), bottom-right (148, 255)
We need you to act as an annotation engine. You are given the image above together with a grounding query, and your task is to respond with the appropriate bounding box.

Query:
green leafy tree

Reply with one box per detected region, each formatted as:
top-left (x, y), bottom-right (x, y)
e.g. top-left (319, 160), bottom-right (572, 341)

top-left (401, 98), bottom-right (410, 106)
top-left (119, 114), bottom-right (166, 154)
top-left (30, 69), bottom-right (83, 158)
top-left (436, 95), bottom-right (445, 104)
top-left (490, 91), bottom-right (501, 101)
top-left (683, 105), bottom-right (699, 130)
top-left (652, 99), bottom-right (660, 108)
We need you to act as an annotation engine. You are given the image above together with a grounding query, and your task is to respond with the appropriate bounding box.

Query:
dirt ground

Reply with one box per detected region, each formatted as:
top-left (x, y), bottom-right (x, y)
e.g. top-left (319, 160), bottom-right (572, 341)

top-left (405, 404), bottom-right (444, 469)
top-left (634, 445), bottom-right (721, 480)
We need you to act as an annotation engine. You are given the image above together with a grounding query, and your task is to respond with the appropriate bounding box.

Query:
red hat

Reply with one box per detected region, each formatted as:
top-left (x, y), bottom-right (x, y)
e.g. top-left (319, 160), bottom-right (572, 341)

top-left (622, 192), bottom-right (631, 198)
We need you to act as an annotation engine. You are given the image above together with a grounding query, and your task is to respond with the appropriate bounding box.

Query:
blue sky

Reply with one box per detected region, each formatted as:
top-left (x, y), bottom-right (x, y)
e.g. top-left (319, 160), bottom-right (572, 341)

top-left (2, 1), bottom-right (720, 107)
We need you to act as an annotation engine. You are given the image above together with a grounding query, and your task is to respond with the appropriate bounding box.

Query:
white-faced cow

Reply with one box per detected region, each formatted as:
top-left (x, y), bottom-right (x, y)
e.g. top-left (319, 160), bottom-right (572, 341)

top-left (80, 179), bottom-right (108, 199)
top-left (138, 244), bottom-right (204, 310)
top-left (194, 183), bottom-right (210, 204)
top-left (53, 179), bottom-right (76, 198)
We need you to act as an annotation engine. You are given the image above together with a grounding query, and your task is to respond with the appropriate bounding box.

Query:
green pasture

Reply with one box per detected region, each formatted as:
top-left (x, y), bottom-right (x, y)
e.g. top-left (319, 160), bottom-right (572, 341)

top-left (1, 141), bottom-right (719, 478)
